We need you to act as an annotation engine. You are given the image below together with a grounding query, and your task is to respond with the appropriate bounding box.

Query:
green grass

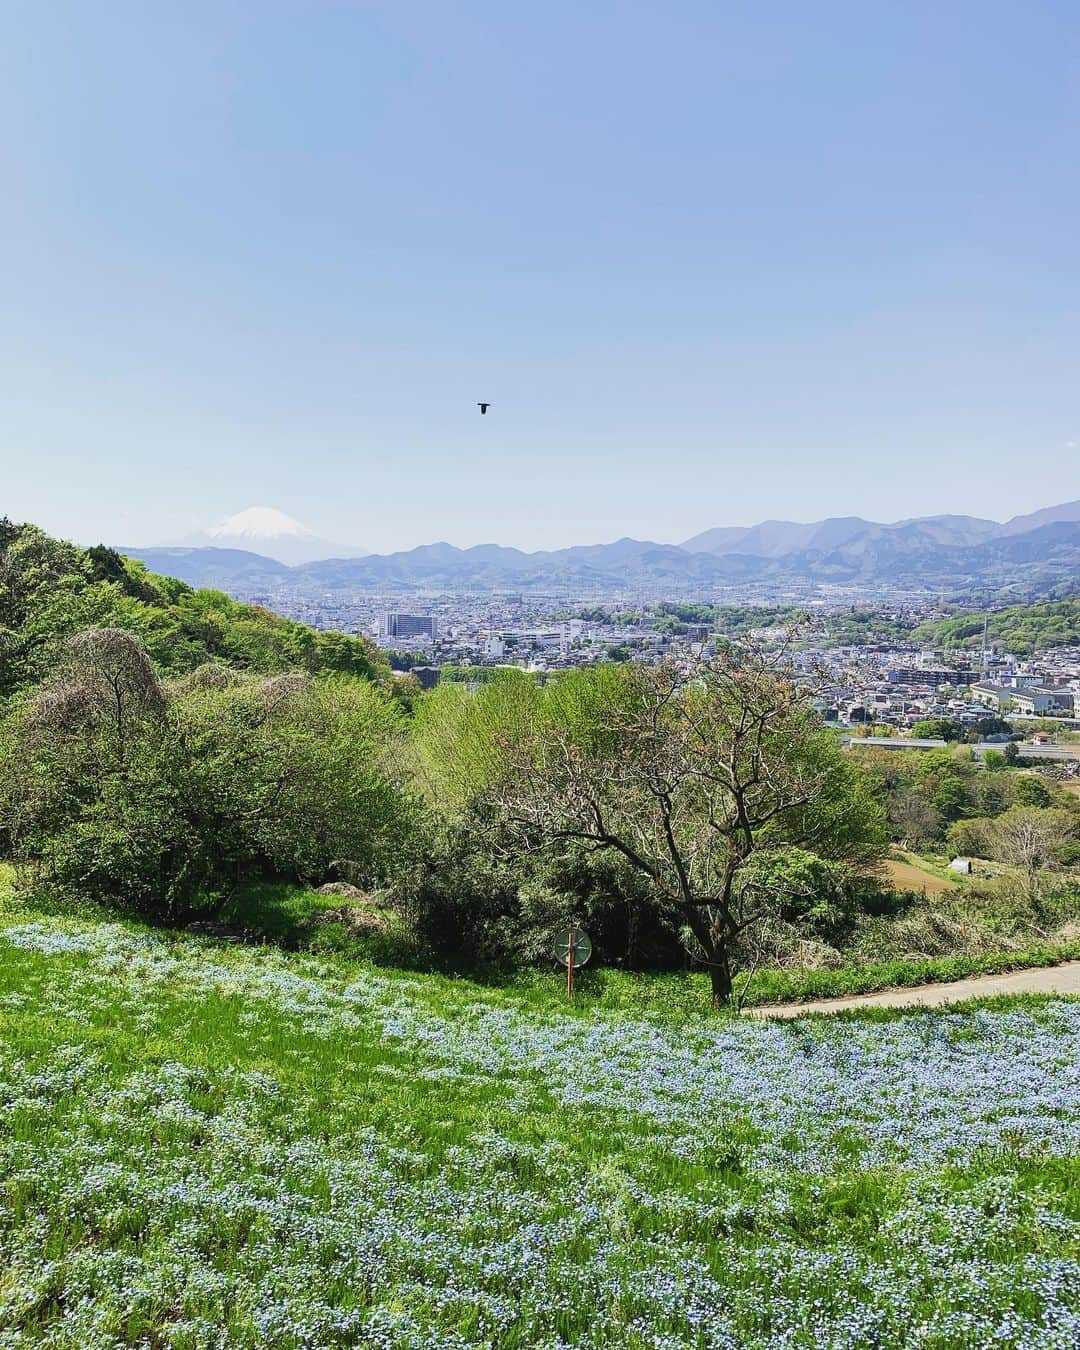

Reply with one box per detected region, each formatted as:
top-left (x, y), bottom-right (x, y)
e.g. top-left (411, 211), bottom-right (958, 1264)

top-left (740, 943), bottom-right (1080, 1006)
top-left (205, 880), bottom-right (1080, 1014)
top-left (0, 908), bottom-right (1076, 1346)
top-left (217, 879), bottom-right (347, 943)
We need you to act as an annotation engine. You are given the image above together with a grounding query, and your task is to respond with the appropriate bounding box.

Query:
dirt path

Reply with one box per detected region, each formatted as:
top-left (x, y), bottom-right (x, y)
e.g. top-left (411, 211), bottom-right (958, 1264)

top-left (880, 856), bottom-right (957, 896)
top-left (747, 961), bottom-right (1080, 1018)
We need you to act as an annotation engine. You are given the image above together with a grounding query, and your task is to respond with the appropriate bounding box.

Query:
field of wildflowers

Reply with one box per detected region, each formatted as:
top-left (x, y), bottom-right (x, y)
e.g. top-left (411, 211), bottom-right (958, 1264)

top-left (0, 912), bottom-right (1077, 1347)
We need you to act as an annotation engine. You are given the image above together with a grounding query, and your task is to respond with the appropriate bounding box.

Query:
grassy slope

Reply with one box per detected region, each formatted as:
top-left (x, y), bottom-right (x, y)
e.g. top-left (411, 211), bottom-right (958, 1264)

top-left (0, 904), bottom-right (1077, 1346)
top-left (214, 879), bottom-right (1080, 1015)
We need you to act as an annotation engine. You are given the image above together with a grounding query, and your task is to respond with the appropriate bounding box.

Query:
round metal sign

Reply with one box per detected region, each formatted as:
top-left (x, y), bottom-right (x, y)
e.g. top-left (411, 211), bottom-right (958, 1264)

top-left (553, 928), bottom-right (592, 968)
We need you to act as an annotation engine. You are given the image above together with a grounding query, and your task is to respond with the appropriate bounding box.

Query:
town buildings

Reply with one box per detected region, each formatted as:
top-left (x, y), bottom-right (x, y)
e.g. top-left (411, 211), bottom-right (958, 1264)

top-left (380, 613), bottom-right (438, 641)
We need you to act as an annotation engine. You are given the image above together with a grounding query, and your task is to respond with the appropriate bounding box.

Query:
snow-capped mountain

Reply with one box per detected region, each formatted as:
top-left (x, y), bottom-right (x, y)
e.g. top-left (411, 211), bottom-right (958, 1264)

top-left (180, 507), bottom-right (366, 566)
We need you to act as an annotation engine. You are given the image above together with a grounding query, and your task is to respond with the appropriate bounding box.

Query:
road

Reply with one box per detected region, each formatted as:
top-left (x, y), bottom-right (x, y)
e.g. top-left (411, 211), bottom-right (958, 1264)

top-left (747, 960), bottom-right (1080, 1018)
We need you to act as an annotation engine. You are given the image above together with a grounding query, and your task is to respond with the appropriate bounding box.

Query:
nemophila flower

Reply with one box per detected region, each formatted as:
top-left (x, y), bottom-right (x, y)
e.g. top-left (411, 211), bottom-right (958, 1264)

top-left (0, 918), bottom-right (1078, 1346)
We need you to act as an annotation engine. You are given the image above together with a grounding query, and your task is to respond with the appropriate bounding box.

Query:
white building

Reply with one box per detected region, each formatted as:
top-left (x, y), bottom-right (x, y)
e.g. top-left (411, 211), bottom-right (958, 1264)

top-left (970, 682), bottom-right (1012, 711)
top-left (1010, 687), bottom-right (1074, 716)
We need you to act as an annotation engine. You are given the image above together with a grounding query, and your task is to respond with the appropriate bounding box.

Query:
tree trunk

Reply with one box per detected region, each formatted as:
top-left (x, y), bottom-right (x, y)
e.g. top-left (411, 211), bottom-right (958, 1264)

top-left (707, 949), bottom-right (733, 1008)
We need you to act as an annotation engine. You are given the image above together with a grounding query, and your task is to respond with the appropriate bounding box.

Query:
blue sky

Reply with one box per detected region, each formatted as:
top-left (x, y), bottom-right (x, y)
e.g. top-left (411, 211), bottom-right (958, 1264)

top-left (2, 1), bottom-right (1077, 554)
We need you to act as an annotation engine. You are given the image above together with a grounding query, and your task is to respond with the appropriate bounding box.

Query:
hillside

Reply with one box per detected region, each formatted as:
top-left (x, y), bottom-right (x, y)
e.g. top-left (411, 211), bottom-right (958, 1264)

top-left (914, 598), bottom-right (1080, 654)
top-left (1, 903), bottom-right (1077, 1346)
top-left (0, 519), bottom-right (387, 696)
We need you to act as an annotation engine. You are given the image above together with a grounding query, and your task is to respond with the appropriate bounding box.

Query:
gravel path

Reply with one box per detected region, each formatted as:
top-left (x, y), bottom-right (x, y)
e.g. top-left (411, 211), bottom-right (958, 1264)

top-left (748, 960), bottom-right (1080, 1018)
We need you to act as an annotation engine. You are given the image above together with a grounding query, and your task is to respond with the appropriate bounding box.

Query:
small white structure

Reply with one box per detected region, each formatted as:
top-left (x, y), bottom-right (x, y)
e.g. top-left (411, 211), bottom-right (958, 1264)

top-left (948, 857), bottom-right (973, 875)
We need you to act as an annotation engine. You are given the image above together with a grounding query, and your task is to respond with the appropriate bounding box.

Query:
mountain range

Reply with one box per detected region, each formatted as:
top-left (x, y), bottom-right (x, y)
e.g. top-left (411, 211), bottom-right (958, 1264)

top-left (121, 500), bottom-right (1080, 599)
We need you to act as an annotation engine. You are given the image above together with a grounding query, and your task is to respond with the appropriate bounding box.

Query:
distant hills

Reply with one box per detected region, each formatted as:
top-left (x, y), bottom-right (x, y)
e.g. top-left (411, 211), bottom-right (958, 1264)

top-left (122, 500), bottom-right (1080, 598)
top-left (678, 508), bottom-right (1064, 557)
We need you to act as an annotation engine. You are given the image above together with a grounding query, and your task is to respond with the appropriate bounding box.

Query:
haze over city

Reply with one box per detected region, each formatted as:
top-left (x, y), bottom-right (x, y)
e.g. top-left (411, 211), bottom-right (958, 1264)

top-left (3, 2), bottom-right (1078, 552)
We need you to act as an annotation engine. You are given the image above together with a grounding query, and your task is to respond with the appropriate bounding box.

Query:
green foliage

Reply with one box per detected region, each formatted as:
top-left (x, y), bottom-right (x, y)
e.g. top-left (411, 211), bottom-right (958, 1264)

top-left (948, 807), bottom-right (1079, 873)
top-left (907, 717), bottom-right (1013, 745)
top-left (3, 519), bottom-right (1076, 1002)
top-left (385, 649), bottom-right (433, 671)
top-left (410, 669), bottom-right (541, 812)
top-left (407, 659), bottom-right (889, 998)
top-left (1013, 775), bottom-right (1052, 808)
top-left (514, 845), bottom-right (685, 969)
top-left (932, 776), bottom-right (971, 822)
top-left (915, 599), bottom-right (1080, 655)
top-left (740, 848), bottom-right (860, 945)
top-left (945, 816), bottom-right (994, 859)
top-left (437, 665), bottom-right (503, 682)
top-left (387, 822), bottom-right (522, 966)
top-left (912, 717), bottom-right (964, 741)
top-left (863, 740), bottom-right (1077, 850)
top-left (645, 603), bottom-right (914, 646)
top-left (0, 638), bottom-right (416, 923)
top-left (969, 715), bottom-right (1014, 739)
top-left (0, 519), bottom-right (388, 699)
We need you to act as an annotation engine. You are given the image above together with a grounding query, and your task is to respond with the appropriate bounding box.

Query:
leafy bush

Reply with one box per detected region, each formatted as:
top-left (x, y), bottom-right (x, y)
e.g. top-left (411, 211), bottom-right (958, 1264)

top-left (946, 817), bottom-right (995, 859)
top-left (0, 632), bottom-right (416, 922)
top-left (932, 776), bottom-right (971, 821)
top-left (912, 718), bottom-right (965, 741)
top-left (1012, 775), bottom-right (1052, 808)
top-left (387, 821), bottom-right (522, 966)
top-left (514, 846), bottom-right (684, 969)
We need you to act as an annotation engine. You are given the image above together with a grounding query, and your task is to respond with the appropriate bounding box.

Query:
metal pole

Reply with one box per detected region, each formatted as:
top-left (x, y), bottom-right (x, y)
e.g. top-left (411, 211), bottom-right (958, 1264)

top-left (567, 926), bottom-right (575, 1000)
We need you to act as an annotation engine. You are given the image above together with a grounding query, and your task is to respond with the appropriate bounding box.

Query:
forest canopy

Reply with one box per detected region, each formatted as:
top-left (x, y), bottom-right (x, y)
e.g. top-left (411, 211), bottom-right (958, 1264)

top-left (0, 519), bottom-right (388, 696)
top-left (914, 600), bottom-right (1080, 655)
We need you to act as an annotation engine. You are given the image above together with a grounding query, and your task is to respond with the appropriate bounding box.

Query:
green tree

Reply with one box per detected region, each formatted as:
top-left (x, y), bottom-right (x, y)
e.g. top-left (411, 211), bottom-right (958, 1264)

top-left (483, 652), bottom-right (886, 1006)
top-left (1012, 775), bottom-right (1051, 808)
top-left (946, 817), bottom-right (994, 859)
top-left (0, 520), bottom-right (389, 699)
top-left (912, 718), bottom-right (964, 742)
top-left (410, 669), bottom-right (541, 813)
top-left (932, 777), bottom-right (971, 822)
top-left (0, 632), bottom-right (415, 922)
top-left (738, 847), bottom-right (859, 946)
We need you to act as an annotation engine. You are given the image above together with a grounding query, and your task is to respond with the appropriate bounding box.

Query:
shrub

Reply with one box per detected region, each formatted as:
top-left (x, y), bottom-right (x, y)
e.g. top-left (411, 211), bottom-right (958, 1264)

top-left (946, 816), bottom-right (995, 859)
top-left (932, 776), bottom-right (971, 822)
top-left (514, 846), bottom-right (684, 970)
top-left (0, 632), bottom-right (417, 923)
top-left (387, 821), bottom-right (521, 966)
top-left (1012, 775), bottom-right (1052, 808)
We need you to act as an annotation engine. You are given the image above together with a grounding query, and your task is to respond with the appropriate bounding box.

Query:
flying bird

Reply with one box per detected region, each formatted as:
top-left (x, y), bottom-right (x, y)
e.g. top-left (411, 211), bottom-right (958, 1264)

top-left (478, 402), bottom-right (490, 415)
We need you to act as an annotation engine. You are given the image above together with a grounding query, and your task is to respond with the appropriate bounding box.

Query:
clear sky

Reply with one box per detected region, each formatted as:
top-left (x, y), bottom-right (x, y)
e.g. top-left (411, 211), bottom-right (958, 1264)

top-left (2, 1), bottom-right (1077, 555)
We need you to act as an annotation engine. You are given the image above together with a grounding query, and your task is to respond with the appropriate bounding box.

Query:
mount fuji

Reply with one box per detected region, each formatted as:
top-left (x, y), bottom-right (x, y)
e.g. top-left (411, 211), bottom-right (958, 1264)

top-left (178, 507), bottom-right (366, 566)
